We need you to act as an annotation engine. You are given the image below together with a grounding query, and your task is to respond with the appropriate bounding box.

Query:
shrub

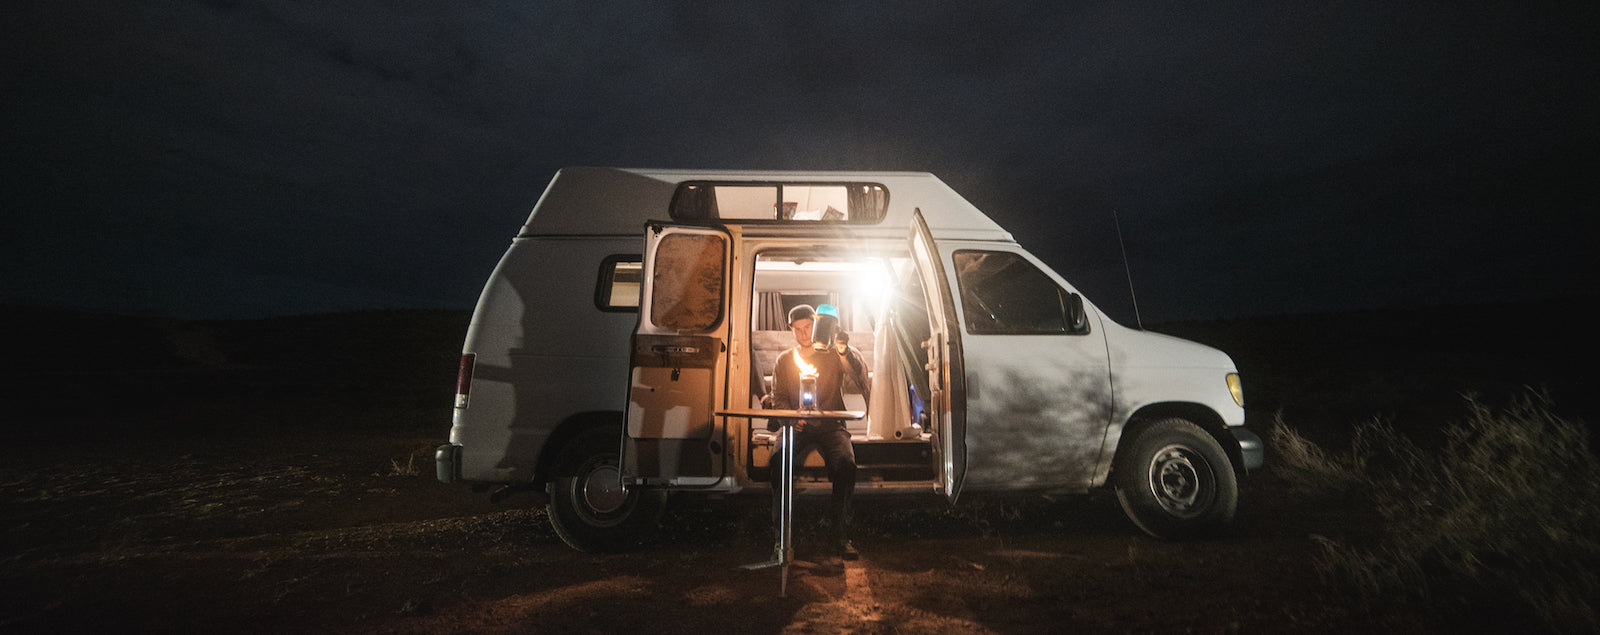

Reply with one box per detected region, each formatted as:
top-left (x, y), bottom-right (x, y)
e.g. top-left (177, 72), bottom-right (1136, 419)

top-left (1270, 392), bottom-right (1600, 632)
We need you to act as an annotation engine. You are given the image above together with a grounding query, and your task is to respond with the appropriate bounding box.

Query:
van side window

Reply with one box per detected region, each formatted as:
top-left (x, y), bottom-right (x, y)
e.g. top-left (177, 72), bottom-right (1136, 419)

top-left (594, 255), bottom-right (642, 311)
top-left (651, 234), bottom-right (725, 331)
top-left (952, 250), bottom-right (1088, 335)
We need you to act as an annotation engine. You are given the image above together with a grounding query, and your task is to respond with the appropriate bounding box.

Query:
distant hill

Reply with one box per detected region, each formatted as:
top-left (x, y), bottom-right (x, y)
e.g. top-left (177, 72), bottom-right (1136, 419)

top-left (2, 307), bottom-right (470, 441)
top-left (1149, 296), bottom-right (1595, 445)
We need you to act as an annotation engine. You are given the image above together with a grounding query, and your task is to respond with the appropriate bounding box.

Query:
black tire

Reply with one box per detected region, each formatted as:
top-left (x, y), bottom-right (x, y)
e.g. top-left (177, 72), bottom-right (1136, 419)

top-left (547, 429), bottom-right (666, 552)
top-left (1113, 418), bottom-right (1238, 539)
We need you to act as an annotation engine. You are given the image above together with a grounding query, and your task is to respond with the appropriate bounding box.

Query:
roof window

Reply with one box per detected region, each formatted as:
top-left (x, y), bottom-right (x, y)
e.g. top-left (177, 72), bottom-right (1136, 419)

top-left (670, 182), bottom-right (888, 224)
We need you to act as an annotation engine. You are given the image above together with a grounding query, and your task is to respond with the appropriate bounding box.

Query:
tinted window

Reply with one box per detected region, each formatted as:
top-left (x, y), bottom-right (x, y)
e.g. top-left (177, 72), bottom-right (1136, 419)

top-left (651, 234), bottom-right (725, 331)
top-left (953, 251), bottom-right (1086, 335)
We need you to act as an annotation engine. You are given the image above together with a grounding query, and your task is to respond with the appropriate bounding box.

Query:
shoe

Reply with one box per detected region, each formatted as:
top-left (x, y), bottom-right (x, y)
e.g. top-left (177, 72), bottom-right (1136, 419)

top-left (837, 540), bottom-right (859, 561)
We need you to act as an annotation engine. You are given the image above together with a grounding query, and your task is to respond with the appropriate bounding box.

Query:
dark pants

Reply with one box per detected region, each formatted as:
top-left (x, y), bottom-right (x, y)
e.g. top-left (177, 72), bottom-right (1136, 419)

top-left (770, 421), bottom-right (857, 542)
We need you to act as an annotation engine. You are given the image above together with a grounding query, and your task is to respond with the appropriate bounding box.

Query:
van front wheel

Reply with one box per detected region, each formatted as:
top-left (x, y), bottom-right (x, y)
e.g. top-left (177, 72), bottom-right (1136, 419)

top-left (548, 430), bottom-right (666, 552)
top-left (1113, 418), bottom-right (1238, 539)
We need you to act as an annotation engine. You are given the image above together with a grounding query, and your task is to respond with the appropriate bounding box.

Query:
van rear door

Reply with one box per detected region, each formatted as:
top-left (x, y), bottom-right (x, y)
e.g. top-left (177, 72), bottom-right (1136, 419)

top-left (909, 210), bottom-right (968, 503)
top-left (621, 223), bottom-right (731, 487)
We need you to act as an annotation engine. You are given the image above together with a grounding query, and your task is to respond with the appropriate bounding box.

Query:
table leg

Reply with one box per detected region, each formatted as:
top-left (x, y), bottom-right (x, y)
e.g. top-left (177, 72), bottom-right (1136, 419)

top-left (739, 423), bottom-right (796, 599)
top-left (779, 422), bottom-right (794, 596)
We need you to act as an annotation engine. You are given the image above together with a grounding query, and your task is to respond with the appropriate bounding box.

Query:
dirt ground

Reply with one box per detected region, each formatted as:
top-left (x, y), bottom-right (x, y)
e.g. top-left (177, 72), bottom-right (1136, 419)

top-left (5, 304), bottom-right (1589, 633)
top-left (2, 426), bottom-right (1438, 634)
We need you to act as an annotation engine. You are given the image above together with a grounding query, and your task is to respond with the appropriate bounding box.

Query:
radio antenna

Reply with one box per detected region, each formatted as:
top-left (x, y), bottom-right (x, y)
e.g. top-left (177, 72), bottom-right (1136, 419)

top-left (1113, 208), bottom-right (1144, 330)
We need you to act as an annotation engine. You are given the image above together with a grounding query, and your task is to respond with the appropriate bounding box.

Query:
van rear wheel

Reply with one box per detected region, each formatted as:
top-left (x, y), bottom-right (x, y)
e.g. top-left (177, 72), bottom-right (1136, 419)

top-left (1113, 418), bottom-right (1237, 539)
top-left (548, 429), bottom-right (666, 552)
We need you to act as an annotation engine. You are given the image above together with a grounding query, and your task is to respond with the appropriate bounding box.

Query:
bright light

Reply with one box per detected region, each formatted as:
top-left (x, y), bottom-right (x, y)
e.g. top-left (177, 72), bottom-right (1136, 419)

top-left (854, 268), bottom-right (889, 303)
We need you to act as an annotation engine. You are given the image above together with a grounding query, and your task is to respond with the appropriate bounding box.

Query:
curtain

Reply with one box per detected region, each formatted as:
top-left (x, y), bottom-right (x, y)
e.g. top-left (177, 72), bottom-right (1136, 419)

top-left (757, 292), bottom-right (784, 331)
top-left (673, 183), bottom-right (717, 220)
top-left (846, 185), bottom-right (888, 222)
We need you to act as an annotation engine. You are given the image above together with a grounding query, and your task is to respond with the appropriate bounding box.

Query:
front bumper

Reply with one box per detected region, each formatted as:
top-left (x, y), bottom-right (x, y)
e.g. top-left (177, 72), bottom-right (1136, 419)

top-left (435, 443), bottom-right (462, 483)
top-left (1229, 427), bottom-right (1264, 473)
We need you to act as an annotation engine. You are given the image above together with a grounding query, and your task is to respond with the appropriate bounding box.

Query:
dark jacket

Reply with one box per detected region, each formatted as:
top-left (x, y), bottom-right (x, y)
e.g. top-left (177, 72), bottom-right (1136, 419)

top-left (838, 343), bottom-right (871, 403)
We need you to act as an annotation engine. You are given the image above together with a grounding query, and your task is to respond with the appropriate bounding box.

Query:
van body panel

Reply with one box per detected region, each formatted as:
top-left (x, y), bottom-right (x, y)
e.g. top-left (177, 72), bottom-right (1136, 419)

top-left (450, 236), bottom-right (639, 483)
top-left (1102, 320), bottom-right (1244, 427)
top-left (1084, 318), bottom-right (1248, 488)
top-left (520, 168), bottom-right (1013, 243)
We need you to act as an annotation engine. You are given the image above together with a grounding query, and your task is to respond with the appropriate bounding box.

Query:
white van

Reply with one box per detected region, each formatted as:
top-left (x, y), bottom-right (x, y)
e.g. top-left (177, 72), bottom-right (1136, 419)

top-left (437, 167), bottom-right (1262, 551)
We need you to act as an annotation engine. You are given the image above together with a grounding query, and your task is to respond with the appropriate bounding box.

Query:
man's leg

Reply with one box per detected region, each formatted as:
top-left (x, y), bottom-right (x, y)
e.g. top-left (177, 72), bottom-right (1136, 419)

top-left (770, 430), bottom-right (819, 537)
top-left (816, 425), bottom-right (858, 558)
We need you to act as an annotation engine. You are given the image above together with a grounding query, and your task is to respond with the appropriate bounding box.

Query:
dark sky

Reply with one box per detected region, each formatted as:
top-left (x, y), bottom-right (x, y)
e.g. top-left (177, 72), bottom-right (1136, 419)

top-left (4, 2), bottom-right (1596, 322)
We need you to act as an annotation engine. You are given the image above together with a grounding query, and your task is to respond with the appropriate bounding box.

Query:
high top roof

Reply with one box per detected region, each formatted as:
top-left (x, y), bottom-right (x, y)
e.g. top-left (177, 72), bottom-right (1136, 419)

top-left (519, 167), bottom-right (1013, 242)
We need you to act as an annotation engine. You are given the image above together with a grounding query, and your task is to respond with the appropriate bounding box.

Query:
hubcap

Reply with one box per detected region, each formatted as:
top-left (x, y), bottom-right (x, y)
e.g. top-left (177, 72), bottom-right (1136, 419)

top-left (1148, 444), bottom-right (1211, 518)
top-left (579, 463), bottom-right (628, 515)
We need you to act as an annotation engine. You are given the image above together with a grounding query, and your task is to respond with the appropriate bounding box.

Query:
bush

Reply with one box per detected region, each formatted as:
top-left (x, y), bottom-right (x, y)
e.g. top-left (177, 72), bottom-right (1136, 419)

top-left (1269, 392), bottom-right (1600, 632)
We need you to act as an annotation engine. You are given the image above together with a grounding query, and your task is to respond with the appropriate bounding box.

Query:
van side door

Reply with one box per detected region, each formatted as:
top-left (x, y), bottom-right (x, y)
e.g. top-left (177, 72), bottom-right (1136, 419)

top-left (910, 210), bottom-right (969, 502)
top-left (945, 245), bottom-right (1114, 491)
top-left (621, 223), bottom-right (731, 487)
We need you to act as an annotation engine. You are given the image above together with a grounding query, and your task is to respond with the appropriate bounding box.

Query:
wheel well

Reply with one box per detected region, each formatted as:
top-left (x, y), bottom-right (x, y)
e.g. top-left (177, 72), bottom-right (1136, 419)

top-left (534, 411), bottom-right (624, 487)
top-left (1122, 402), bottom-right (1245, 476)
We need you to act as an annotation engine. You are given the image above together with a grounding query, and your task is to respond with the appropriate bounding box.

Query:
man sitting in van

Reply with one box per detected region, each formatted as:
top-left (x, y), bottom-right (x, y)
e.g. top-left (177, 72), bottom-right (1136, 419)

top-left (769, 304), bottom-right (859, 560)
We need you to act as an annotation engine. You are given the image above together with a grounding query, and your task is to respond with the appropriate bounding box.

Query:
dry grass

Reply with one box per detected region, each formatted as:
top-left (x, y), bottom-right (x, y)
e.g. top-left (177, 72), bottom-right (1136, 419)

top-left (387, 445), bottom-right (436, 477)
top-left (1270, 392), bottom-right (1600, 632)
top-left (389, 453), bottom-right (422, 477)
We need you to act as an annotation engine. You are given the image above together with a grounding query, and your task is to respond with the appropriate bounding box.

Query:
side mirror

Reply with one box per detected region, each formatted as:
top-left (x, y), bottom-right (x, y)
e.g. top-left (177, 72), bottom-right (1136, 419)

top-left (1064, 292), bottom-right (1087, 333)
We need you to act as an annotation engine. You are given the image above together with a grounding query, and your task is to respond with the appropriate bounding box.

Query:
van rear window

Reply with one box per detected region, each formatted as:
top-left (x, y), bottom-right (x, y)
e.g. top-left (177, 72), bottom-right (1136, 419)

top-left (671, 182), bottom-right (888, 224)
top-left (595, 255), bottom-right (642, 311)
top-left (651, 234), bottom-right (725, 331)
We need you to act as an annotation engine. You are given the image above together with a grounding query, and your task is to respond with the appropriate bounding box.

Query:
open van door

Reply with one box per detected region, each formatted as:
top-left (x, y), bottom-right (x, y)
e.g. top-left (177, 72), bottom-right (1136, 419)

top-left (910, 209), bottom-right (968, 503)
top-left (622, 223), bottom-right (731, 487)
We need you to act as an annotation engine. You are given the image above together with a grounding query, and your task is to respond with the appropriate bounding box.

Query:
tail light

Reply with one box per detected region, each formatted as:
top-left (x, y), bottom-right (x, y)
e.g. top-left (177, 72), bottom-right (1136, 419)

top-left (455, 353), bottom-right (476, 408)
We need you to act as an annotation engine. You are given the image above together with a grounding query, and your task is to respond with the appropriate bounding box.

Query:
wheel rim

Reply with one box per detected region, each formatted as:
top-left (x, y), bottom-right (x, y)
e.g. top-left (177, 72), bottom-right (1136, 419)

top-left (1146, 444), bottom-right (1214, 518)
top-left (569, 458), bottom-right (633, 526)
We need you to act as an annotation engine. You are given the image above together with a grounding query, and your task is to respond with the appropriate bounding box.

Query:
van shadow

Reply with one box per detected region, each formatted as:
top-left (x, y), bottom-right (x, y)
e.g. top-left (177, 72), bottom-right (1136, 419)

top-left (963, 365), bottom-right (1118, 491)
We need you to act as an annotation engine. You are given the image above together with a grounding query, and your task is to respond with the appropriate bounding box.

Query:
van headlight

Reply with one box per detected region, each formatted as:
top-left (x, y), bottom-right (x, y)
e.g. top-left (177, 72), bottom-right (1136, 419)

top-left (1226, 373), bottom-right (1244, 407)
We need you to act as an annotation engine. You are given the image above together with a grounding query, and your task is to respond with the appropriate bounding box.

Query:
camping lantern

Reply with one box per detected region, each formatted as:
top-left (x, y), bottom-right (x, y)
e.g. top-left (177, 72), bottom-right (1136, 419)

top-left (810, 303), bottom-right (840, 351)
